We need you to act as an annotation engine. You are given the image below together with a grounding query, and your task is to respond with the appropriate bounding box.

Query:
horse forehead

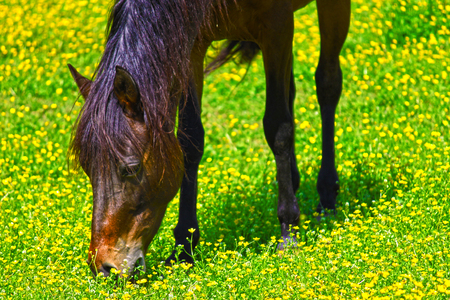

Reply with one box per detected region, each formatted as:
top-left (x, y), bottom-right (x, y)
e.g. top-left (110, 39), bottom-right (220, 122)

top-left (126, 116), bottom-right (147, 135)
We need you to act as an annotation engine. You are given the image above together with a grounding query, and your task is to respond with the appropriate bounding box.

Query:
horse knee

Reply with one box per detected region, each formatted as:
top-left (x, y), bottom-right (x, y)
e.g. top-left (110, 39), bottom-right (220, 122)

top-left (263, 117), bottom-right (294, 156)
top-left (178, 125), bottom-right (204, 165)
top-left (315, 61), bottom-right (342, 108)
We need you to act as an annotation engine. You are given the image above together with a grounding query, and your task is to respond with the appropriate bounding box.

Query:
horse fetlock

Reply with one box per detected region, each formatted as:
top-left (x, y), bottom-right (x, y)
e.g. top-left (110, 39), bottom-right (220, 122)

top-left (165, 248), bottom-right (195, 266)
top-left (166, 226), bottom-right (199, 266)
top-left (316, 168), bottom-right (339, 211)
top-left (317, 167), bottom-right (339, 188)
top-left (278, 200), bottom-right (300, 233)
top-left (174, 225), bottom-right (200, 247)
top-left (317, 178), bottom-right (339, 195)
top-left (277, 235), bottom-right (298, 251)
top-left (317, 184), bottom-right (339, 211)
top-left (279, 221), bottom-right (299, 247)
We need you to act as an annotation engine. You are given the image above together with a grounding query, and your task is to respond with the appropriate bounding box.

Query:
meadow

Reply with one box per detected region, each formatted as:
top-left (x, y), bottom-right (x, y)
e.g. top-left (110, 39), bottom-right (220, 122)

top-left (1, 0), bottom-right (450, 299)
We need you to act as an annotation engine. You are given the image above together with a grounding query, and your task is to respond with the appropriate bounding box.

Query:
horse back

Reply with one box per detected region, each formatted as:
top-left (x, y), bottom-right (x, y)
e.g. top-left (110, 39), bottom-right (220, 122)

top-left (202, 0), bottom-right (313, 43)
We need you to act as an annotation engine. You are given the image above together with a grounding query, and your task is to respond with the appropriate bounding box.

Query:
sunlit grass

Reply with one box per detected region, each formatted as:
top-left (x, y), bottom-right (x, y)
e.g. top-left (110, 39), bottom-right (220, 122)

top-left (1, 0), bottom-right (450, 299)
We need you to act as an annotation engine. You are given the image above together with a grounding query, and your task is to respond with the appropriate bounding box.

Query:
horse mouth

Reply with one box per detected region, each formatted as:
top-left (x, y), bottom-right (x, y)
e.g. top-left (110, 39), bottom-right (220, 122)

top-left (86, 252), bottom-right (146, 279)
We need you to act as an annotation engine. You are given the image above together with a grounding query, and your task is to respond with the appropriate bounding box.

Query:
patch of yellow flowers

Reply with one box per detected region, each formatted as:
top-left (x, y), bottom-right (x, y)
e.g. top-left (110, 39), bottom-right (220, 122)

top-left (1, 0), bottom-right (450, 299)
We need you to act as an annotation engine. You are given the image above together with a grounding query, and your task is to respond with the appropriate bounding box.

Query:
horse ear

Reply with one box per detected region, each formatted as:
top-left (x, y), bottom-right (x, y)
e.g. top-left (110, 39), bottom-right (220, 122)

top-left (113, 66), bottom-right (143, 120)
top-left (68, 64), bottom-right (92, 100)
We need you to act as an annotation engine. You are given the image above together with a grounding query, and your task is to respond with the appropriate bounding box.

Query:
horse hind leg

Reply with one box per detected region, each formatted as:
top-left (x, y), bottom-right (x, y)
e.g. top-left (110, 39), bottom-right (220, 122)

top-left (315, 0), bottom-right (350, 216)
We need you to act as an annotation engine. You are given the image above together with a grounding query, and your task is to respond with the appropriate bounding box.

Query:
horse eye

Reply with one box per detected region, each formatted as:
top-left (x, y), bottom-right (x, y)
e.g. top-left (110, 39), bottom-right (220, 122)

top-left (119, 163), bottom-right (142, 178)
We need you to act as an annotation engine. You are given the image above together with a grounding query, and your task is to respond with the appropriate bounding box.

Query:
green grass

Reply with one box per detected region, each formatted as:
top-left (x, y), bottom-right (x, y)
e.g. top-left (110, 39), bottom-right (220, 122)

top-left (1, 0), bottom-right (450, 299)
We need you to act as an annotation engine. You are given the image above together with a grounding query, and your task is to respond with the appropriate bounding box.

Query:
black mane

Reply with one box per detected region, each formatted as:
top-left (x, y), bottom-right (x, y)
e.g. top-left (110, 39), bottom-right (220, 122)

top-left (71, 0), bottom-right (211, 174)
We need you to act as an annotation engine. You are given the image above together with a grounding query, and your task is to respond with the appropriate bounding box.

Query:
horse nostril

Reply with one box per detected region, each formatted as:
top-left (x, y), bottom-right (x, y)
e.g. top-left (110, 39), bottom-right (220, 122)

top-left (133, 257), bottom-right (146, 273)
top-left (135, 257), bottom-right (144, 268)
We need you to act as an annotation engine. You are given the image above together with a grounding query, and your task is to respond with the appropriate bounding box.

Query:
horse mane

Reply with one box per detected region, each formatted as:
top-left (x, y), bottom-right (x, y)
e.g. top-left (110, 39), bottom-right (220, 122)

top-left (70, 0), bottom-right (213, 176)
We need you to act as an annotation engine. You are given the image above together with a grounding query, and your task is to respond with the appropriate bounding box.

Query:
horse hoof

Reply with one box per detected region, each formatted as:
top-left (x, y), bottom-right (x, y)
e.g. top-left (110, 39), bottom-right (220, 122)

top-left (165, 250), bottom-right (194, 267)
top-left (315, 208), bottom-right (336, 223)
top-left (277, 236), bottom-right (298, 250)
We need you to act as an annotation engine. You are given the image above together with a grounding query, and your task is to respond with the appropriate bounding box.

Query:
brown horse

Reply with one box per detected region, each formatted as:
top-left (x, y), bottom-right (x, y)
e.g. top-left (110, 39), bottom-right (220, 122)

top-left (68, 0), bottom-right (350, 277)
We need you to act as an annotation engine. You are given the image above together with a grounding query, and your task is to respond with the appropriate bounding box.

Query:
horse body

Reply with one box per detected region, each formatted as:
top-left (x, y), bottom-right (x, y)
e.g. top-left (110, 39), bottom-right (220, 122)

top-left (203, 0), bottom-right (313, 41)
top-left (69, 0), bottom-right (350, 277)
top-left (177, 0), bottom-right (350, 260)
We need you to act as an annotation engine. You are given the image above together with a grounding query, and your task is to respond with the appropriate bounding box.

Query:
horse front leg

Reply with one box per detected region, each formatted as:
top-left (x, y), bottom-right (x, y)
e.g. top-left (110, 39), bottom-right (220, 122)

top-left (260, 11), bottom-right (300, 247)
top-left (165, 79), bottom-right (204, 266)
top-left (165, 44), bottom-right (208, 265)
top-left (315, 0), bottom-right (350, 216)
top-left (289, 68), bottom-right (300, 194)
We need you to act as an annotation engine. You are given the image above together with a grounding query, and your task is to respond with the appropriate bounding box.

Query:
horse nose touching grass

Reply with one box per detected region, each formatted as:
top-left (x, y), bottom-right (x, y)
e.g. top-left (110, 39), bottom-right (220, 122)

top-left (87, 248), bottom-right (147, 279)
top-left (89, 257), bottom-right (147, 279)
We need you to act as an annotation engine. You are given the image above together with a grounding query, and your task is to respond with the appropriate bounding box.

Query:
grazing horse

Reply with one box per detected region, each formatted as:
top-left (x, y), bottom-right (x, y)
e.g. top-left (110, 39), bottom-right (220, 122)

top-left (68, 0), bottom-right (350, 277)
